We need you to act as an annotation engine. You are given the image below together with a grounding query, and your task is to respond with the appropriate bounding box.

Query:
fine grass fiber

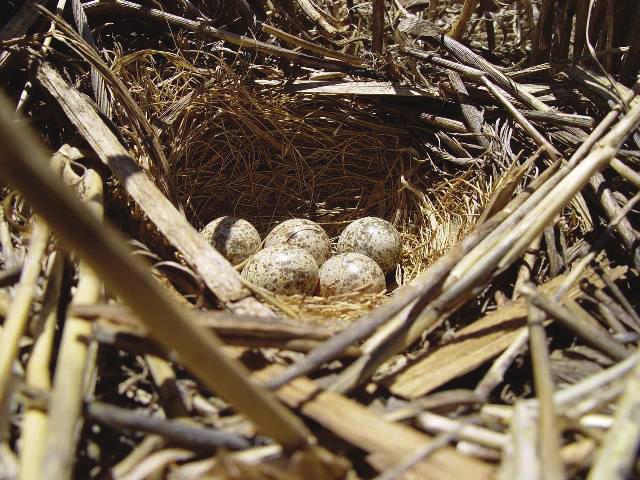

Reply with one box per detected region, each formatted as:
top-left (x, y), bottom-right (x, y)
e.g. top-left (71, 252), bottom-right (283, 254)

top-left (112, 45), bottom-right (500, 323)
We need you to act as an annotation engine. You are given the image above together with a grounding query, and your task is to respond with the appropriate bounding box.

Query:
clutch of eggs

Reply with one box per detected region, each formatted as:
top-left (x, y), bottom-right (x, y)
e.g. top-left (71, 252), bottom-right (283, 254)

top-left (200, 215), bottom-right (401, 297)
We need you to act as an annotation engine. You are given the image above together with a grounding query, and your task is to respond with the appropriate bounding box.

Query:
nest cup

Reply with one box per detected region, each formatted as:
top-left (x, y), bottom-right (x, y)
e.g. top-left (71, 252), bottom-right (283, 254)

top-left (117, 51), bottom-right (492, 325)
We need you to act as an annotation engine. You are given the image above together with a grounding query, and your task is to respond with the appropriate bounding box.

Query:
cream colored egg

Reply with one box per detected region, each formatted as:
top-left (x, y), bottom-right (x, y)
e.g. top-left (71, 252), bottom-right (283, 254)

top-left (201, 216), bottom-right (261, 265)
top-left (264, 218), bottom-right (331, 266)
top-left (337, 217), bottom-right (402, 273)
top-left (241, 245), bottom-right (319, 295)
top-left (319, 253), bottom-right (385, 296)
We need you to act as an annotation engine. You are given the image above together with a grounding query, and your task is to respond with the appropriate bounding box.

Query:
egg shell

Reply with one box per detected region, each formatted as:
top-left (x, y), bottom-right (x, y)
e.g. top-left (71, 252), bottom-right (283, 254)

top-left (337, 217), bottom-right (402, 273)
top-left (201, 216), bottom-right (261, 265)
top-left (241, 245), bottom-right (319, 295)
top-left (319, 253), bottom-right (386, 296)
top-left (264, 218), bottom-right (331, 266)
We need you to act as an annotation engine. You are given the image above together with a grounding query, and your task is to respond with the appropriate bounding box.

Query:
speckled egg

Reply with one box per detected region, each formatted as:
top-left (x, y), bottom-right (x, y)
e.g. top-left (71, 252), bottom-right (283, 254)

top-left (201, 216), bottom-right (261, 266)
top-left (337, 217), bottom-right (402, 273)
top-left (264, 218), bottom-right (331, 266)
top-left (319, 253), bottom-right (386, 296)
top-left (241, 245), bottom-right (319, 295)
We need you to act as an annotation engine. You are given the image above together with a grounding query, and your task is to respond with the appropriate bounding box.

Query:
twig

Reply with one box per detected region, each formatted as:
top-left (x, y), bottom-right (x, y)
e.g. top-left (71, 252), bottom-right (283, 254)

top-left (595, 263), bottom-right (640, 331)
top-left (587, 356), bottom-right (640, 480)
top-left (610, 157), bottom-right (640, 189)
top-left (384, 390), bottom-right (481, 422)
top-left (18, 251), bottom-right (63, 480)
top-left (0, 221), bottom-right (48, 414)
top-left (554, 352), bottom-right (639, 409)
top-left (448, 0), bottom-right (479, 40)
top-left (448, 71), bottom-right (489, 148)
top-left (372, 432), bottom-right (457, 480)
top-left (145, 355), bottom-right (189, 418)
top-left (260, 23), bottom-right (363, 65)
top-left (526, 301), bottom-right (564, 480)
top-left (372, 0), bottom-right (385, 53)
top-left (85, 401), bottom-right (250, 450)
top-left (417, 412), bottom-right (506, 450)
top-left (589, 171), bottom-right (640, 269)
top-left (477, 150), bottom-right (541, 225)
top-left (108, 435), bottom-right (165, 479)
top-left (70, 0), bottom-right (111, 117)
top-left (73, 303), bottom-right (335, 341)
top-left (530, 0), bottom-right (553, 65)
top-left (293, 0), bottom-right (338, 35)
top-left (499, 401), bottom-right (539, 480)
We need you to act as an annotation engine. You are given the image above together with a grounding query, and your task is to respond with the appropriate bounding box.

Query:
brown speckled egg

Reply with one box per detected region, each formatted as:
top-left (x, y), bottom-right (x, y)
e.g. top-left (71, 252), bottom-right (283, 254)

top-left (264, 218), bottom-right (331, 266)
top-left (319, 253), bottom-right (385, 296)
top-left (337, 217), bottom-right (402, 273)
top-left (241, 245), bottom-right (318, 295)
top-left (201, 216), bottom-right (261, 265)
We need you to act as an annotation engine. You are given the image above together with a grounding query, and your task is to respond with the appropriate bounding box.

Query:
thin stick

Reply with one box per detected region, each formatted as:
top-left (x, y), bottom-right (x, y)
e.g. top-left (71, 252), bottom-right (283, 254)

top-left (108, 435), bottom-right (164, 478)
top-left (417, 412), bottom-right (506, 450)
top-left (526, 302), bottom-right (564, 480)
top-left (501, 401), bottom-right (539, 480)
top-left (144, 355), bottom-right (189, 418)
top-left (18, 251), bottom-right (64, 480)
top-left (448, 71), bottom-right (489, 147)
top-left (0, 221), bottom-right (48, 411)
top-left (474, 330), bottom-right (528, 402)
top-left (70, 0), bottom-right (111, 116)
top-left (85, 401), bottom-right (250, 450)
top-left (587, 356), bottom-right (640, 480)
top-left (449, 0), bottom-right (479, 40)
top-left (595, 263), bottom-right (640, 330)
top-left (260, 23), bottom-right (364, 65)
top-left (372, 0), bottom-right (385, 53)
top-left (372, 432), bottom-right (457, 480)
top-left (610, 157), bottom-right (640, 189)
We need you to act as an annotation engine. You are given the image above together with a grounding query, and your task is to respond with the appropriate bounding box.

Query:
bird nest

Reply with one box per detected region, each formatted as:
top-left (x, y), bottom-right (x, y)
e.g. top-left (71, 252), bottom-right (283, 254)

top-left (112, 46), bottom-right (498, 323)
